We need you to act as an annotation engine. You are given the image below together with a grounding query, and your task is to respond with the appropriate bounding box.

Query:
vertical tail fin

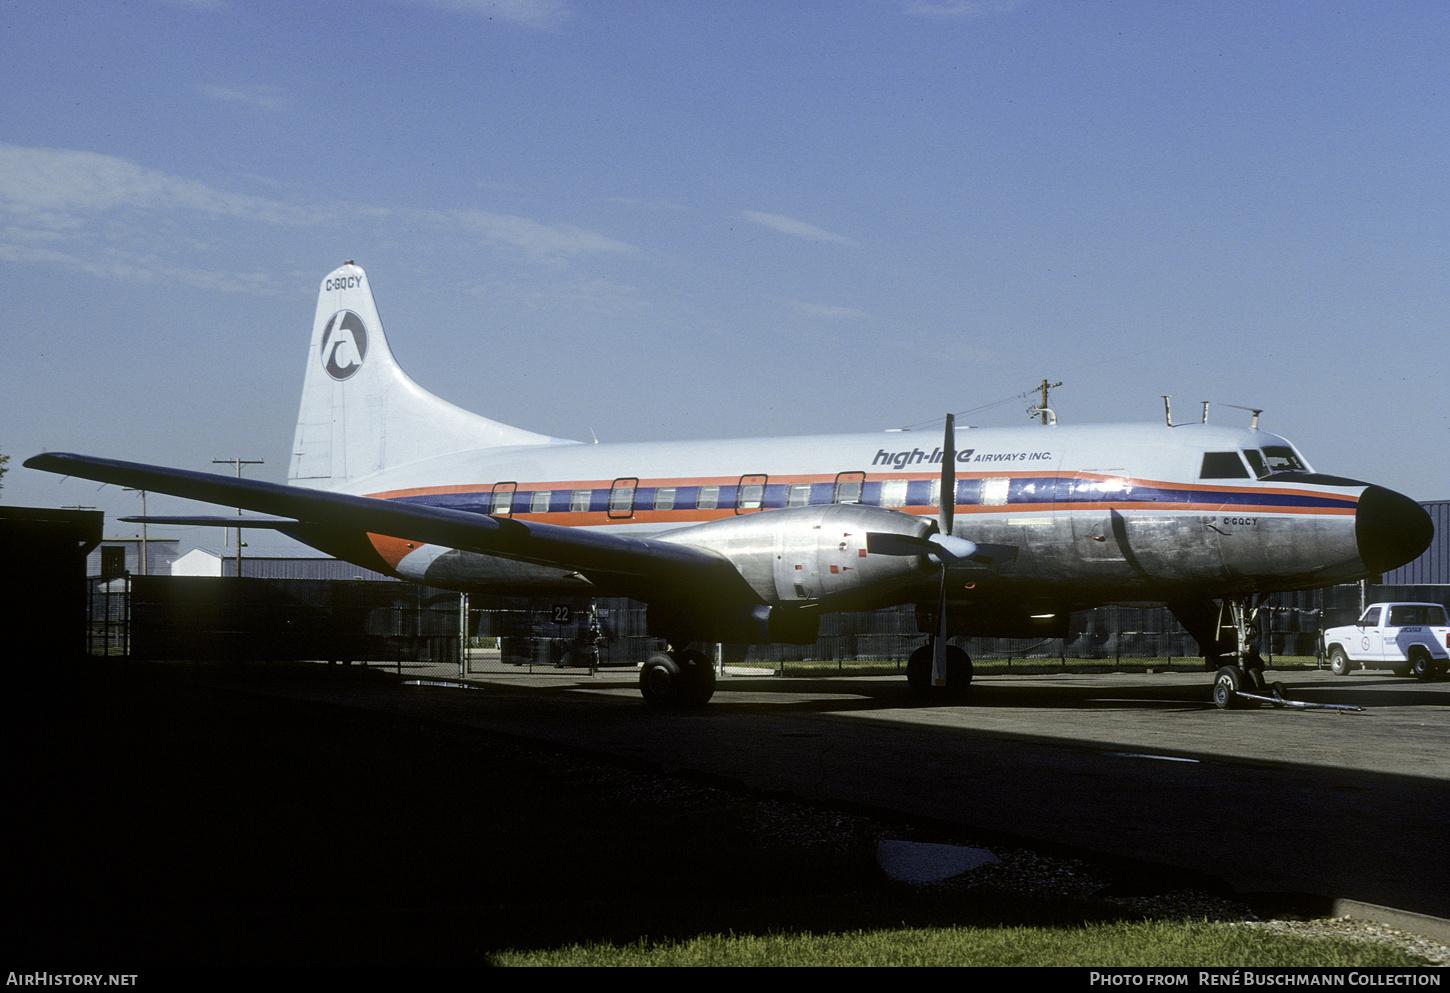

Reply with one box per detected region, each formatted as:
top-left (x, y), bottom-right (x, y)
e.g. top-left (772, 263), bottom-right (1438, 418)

top-left (289, 262), bottom-right (564, 489)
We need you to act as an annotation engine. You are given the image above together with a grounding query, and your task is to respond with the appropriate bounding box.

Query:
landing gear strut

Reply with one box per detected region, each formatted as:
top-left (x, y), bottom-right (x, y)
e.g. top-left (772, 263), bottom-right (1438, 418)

top-left (639, 646), bottom-right (716, 708)
top-left (1210, 596), bottom-right (1269, 710)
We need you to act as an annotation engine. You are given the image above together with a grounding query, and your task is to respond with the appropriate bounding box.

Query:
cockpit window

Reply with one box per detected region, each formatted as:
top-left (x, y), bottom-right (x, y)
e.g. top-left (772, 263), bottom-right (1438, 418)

top-left (1200, 452), bottom-right (1250, 479)
top-left (1242, 449), bottom-right (1269, 479)
top-left (1261, 446), bottom-right (1307, 474)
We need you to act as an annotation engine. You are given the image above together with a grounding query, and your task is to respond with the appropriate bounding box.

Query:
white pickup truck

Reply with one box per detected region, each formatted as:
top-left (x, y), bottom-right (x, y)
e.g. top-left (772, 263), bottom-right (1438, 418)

top-left (1323, 602), bottom-right (1450, 680)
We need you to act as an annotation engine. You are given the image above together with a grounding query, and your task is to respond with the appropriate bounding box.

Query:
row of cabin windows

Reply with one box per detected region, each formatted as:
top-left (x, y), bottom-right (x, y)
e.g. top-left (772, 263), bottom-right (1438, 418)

top-left (481, 454), bottom-right (1297, 518)
top-left (485, 474), bottom-right (1023, 518)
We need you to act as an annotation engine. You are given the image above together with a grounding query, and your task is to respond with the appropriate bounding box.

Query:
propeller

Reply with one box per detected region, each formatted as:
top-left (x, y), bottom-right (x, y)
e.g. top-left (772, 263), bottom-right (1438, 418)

top-left (934, 414), bottom-right (955, 687)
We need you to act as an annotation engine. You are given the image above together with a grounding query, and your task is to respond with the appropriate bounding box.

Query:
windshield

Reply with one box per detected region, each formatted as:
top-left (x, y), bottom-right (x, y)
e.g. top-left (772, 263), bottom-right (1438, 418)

top-left (1261, 445), bottom-right (1307, 473)
top-left (1240, 444), bottom-right (1309, 479)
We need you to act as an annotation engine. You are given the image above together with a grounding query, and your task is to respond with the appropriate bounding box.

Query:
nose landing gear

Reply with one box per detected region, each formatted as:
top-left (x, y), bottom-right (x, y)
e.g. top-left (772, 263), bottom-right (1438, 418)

top-left (1211, 597), bottom-right (1269, 710)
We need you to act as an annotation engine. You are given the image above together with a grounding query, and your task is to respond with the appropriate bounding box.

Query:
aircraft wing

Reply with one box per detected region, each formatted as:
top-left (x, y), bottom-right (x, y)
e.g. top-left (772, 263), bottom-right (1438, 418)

top-left (24, 452), bottom-right (751, 599)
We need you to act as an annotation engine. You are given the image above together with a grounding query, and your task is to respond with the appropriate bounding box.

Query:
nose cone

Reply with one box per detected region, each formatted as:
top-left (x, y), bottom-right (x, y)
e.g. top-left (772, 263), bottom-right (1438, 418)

top-left (1356, 485), bottom-right (1433, 576)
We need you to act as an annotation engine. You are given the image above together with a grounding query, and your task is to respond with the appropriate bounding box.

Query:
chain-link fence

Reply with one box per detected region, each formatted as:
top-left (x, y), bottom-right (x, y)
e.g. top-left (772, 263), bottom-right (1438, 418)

top-left (88, 577), bottom-right (1448, 676)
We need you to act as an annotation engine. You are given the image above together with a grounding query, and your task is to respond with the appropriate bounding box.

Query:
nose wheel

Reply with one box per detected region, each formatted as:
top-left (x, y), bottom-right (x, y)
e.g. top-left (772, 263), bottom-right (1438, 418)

top-left (640, 647), bottom-right (716, 707)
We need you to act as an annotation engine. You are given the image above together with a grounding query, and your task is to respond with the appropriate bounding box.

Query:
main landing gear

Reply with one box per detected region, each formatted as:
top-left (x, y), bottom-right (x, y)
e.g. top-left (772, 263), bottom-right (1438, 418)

top-left (906, 637), bottom-right (974, 697)
top-left (639, 647), bottom-right (717, 708)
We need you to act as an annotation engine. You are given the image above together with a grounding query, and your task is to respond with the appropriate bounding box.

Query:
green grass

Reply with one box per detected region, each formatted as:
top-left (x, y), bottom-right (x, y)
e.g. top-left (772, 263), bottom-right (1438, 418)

top-left (489, 920), bottom-right (1433, 967)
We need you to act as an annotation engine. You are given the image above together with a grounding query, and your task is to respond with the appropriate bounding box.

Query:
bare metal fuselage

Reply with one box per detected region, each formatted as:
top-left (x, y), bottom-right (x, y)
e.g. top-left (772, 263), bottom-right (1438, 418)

top-left (327, 420), bottom-right (1412, 620)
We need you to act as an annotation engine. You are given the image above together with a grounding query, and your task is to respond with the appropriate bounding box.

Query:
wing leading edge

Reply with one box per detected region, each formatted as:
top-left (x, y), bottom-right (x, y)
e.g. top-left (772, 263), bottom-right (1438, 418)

top-left (24, 452), bottom-right (751, 601)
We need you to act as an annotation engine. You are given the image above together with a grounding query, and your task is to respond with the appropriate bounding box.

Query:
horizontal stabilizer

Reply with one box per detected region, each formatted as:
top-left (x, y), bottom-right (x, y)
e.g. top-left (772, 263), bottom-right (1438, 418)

top-left (122, 515), bottom-right (303, 529)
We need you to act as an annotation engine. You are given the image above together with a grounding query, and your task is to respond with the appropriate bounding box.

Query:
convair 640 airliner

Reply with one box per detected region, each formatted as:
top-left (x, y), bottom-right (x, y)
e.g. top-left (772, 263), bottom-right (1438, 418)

top-left (27, 263), bottom-right (1433, 708)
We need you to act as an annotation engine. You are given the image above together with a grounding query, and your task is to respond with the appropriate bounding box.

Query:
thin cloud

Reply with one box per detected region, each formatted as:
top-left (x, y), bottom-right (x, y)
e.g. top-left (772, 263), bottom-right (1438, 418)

top-left (900, 1), bottom-right (1032, 17)
top-left (198, 84), bottom-right (290, 112)
top-left (0, 144), bottom-right (633, 288)
top-left (444, 208), bottom-right (638, 261)
top-left (742, 211), bottom-right (858, 247)
top-left (0, 144), bottom-right (330, 226)
top-left (404, 0), bottom-right (570, 31)
top-left (789, 300), bottom-right (872, 321)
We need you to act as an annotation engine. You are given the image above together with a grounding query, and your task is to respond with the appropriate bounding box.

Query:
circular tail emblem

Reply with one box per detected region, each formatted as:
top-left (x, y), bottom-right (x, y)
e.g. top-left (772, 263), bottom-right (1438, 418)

top-left (321, 310), bottom-right (368, 380)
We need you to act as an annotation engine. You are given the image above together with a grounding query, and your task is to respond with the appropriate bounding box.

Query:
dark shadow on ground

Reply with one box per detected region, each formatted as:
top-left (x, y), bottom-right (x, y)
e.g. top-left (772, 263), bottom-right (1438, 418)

top-left (6, 659), bottom-right (1293, 967)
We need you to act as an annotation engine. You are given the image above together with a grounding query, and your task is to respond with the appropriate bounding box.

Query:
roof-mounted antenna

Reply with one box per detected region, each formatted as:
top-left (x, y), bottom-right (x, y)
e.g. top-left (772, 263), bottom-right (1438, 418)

top-left (1201, 401), bottom-right (1210, 424)
top-left (1162, 395), bottom-right (1173, 428)
top-left (1220, 404), bottom-right (1263, 429)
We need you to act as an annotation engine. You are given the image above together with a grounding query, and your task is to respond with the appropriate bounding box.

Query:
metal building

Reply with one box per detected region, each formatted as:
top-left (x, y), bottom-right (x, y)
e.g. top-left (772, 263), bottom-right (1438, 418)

top-left (1381, 500), bottom-right (1448, 585)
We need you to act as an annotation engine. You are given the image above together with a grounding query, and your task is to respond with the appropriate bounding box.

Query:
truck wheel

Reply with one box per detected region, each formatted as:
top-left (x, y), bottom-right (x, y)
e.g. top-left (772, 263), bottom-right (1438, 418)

top-left (1411, 651), bottom-right (1434, 681)
top-left (1328, 646), bottom-right (1353, 676)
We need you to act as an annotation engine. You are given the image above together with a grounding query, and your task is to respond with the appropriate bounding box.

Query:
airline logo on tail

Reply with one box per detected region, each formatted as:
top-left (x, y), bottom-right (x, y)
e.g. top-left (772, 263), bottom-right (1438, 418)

top-left (321, 310), bottom-right (368, 380)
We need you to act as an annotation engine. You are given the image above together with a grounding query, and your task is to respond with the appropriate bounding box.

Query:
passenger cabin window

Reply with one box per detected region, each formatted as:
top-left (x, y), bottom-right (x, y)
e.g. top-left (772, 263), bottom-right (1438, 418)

top-left (980, 477), bottom-right (1010, 507)
top-left (530, 490), bottom-right (551, 513)
top-left (786, 483), bottom-right (811, 507)
top-left (696, 485), bottom-right (719, 510)
top-left (653, 487), bottom-right (676, 511)
top-left (879, 479), bottom-right (907, 508)
top-left (489, 483), bottom-right (516, 516)
top-left (1200, 452), bottom-right (1250, 479)
top-left (833, 472), bottom-right (864, 504)
top-left (608, 478), bottom-right (636, 519)
top-left (570, 489), bottom-right (591, 512)
top-left (736, 474), bottom-right (767, 513)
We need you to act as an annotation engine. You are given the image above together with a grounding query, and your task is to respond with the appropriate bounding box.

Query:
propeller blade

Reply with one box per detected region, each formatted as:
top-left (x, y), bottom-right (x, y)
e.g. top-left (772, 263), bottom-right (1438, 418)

top-left (935, 413), bottom-right (956, 687)
top-left (934, 566), bottom-right (948, 686)
top-left (940, 413), bottom-right (955, 539)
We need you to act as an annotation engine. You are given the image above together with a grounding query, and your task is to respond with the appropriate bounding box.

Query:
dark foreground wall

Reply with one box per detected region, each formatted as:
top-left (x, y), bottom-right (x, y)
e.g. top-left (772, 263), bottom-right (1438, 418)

top-left (0, 507), bottom-right (102, 663)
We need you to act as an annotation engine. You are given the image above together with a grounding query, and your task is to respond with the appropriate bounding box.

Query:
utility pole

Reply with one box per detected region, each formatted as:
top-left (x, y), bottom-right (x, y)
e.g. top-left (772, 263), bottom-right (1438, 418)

top-left (123, 488), bottom-right (148, 575)
top-left (1035, 379), bottom-right (1062, 426)
top-left (212, 458), bottom-right (264, 577)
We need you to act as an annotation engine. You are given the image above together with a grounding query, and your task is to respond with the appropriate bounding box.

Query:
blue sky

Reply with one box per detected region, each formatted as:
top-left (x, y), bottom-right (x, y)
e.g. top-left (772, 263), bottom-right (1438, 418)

top-left (3, 0), bottom-right (1447, 551)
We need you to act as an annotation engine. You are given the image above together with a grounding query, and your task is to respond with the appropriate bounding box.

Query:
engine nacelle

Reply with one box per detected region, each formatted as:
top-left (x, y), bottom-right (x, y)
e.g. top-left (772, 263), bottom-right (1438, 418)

top-left (656, 503), bottom-right (940, 610)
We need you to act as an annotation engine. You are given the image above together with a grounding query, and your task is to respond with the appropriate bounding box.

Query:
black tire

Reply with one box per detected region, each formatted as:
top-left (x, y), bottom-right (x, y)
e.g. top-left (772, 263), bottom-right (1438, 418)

top-left (1411, 651), bottom-right (1434, 681)
top-left (1213, 665), bottom-right (1242, 710)
top-left (675, 648), bottom-right (716, 706)
top-left (1328, 646), bottom-right (1354, 677)
top-left (944, 644), bottom-right (973, 693)
top-left (906, 645), bottom-right (932, 696)
top-left (639, 652), bottom-right (682, 707)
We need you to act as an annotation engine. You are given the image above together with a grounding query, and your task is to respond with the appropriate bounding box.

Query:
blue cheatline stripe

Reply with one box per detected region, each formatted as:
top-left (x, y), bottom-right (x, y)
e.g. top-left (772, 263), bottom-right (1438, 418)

top-left (387, 473), bottom-right (1357, 519)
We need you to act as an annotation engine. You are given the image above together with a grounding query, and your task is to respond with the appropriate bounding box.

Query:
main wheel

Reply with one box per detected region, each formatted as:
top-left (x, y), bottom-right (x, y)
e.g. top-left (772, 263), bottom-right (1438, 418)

top-left (906, 645), bottom-right (932, 696)
top-left (675, 648), bottom-right (717, 706)
top-left (944, 644), bottom-right (973, 693)
top-left (1212, 665), bottom-right (1243, 710)
top-left (1328, 646), bottom-right (1354, 677)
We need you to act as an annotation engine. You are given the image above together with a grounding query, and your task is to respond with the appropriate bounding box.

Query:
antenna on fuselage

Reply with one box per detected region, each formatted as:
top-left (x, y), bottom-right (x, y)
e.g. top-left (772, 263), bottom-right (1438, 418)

top-left (1219, 404), bottom-right (1263, 429)
top-left (1162, 396), bottom-right (1174, 427)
